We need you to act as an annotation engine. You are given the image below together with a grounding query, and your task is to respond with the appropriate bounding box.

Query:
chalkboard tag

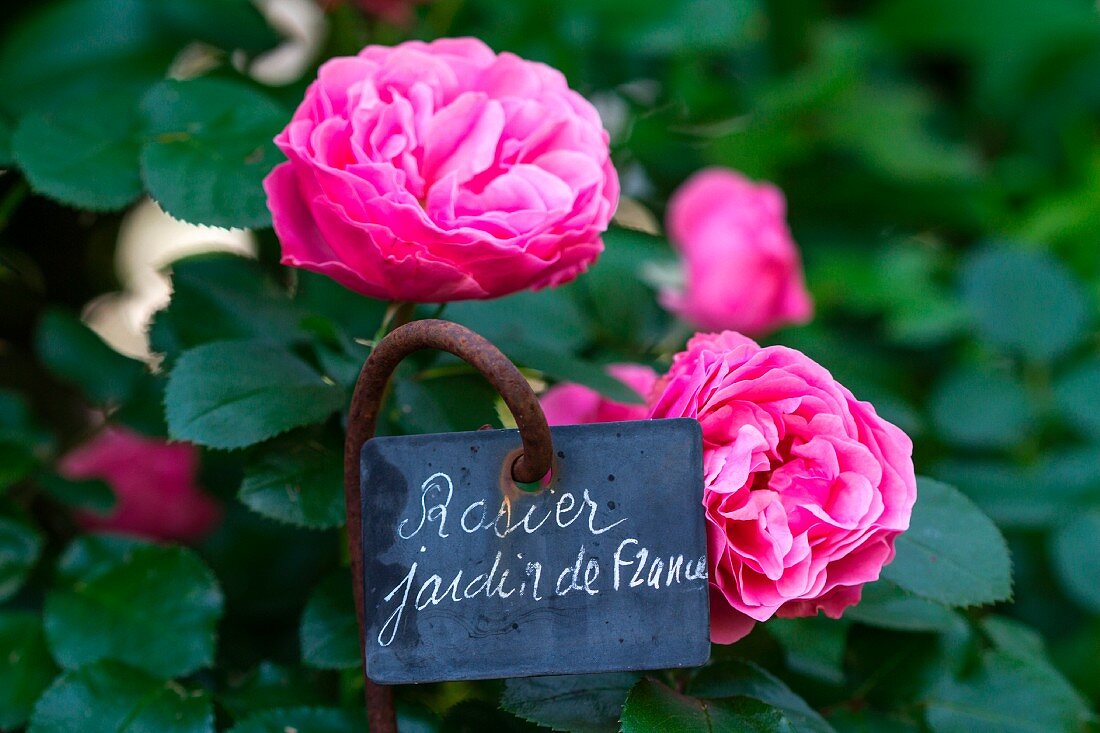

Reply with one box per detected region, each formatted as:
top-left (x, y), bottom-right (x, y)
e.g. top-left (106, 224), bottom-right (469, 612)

top-left (360, 417), bottom-right (710, 684)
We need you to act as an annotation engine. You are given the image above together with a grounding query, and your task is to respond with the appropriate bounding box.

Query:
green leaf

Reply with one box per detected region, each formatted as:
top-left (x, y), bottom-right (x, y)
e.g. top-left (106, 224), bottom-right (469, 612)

top-left (150, 0), bottom-right (280, 55)
top-left (240, 434), bottom-right (344, 529)
top-left (0, 0), bottom-right (176, 117)
top-left (201, 505), bottom-right (334, 620)
top-left (500, 672), bottom-right (640, 733)
top-left (960, 246), bottom-right (1090, 361)
top-left (620, 679), bottom-right (797, 733)
top-left (928, 367), bottom-right (1032, 449)
top-left (447, 288), bottom-right (589, 354)
top-left (876, 0), bottom-right (1098, 110)
top-left (36, 474), bottom-right (116, 512)
top-left (0, 443), bottom-right (38, 494)
top-left (300, 572), bottom-right (359, 671)
top-left (312, 340), bottom-right (370, 393)
top-left (886, 295), bottom-right (968, 347)
top-left (52, 534), bottom-right (146, 584)
top-left (1051, 511), bottom-right (1100, 612)
top-left (574, 227), bottom-right (673, 347)
top-left (28, 661), bottom-right (214, 733)
top-left (0, 613), bottom-right (59, 730)
top-left (391, 373), bottom-right (501, 435)
top-left (597, 0), bottom-right (761, 54)
top-left (228, 707), bottom-right (363, 733)
top-left (825, 83), bottom-right (981, 184)
top-left (165, 340), bottom-right (344, 450)
top-left (924, 651), bottom-right (1089, 733)
top-left (508, 342), bottom-right (646, 405)
top-left (12, 87), bottom-right (144, 211)
top-left (442, 700), bottom-right (537, 732)
top-left (150, 254), bottom-right (303, 364)
top-left (217, 662), bottom-right (327, 720)
top-left (0, 114), bottom-right (13, 166)
top-left (140, 77), bottom-right (287, 228)
top-left (933, 448), bottom-right (1100, 529)
top-left (826, 709), bottom-right (920, 733)
top-left (766, 616), bottom-right (848, 685)
top-left (0, 391), bottom-right (50, 492)
top-left (882, 478), bottom-right (1012, 608)
top-left (1053, 360), bottom-right (1100, 439)
top-left (688, 660), bottom-right (834, 733)
top-left (0, 512), bottom-right (44, 602)
top-left (36, 310), bottom-right (145, 405)
top-left (395, 703), bottom-right (443, 733)
top-left (0, 390), bottom-right (42, 436)
top-left (844, 581), bottom-right (965, 634)
top-left (975, 616), bottom-right (1088, 716)
top-left (44, 536), bottom-right (224, 678)
top-left (111, 372), bottom-right (170, 437)
top-left (978, 616), bottom-right (1049, 668)
top-left (838, 241), bottom-right (968, 347)
top-left (296, 273), bottom-right (388, 337)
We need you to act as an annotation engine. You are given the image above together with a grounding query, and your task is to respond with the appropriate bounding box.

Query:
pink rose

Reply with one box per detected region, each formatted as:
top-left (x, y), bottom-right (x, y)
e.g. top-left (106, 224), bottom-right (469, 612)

top-left (540, 364), bottom-right (658, 426)
top-left (662, 169), bottom-right (812, 335)
top-left (59, 427), bottom-right (220, 542)
top-left (648, 331), bottom-right (916, 643)
top-left (354, 0), bottom-right (423, 23)
top-left (264, 37), bottom-right (619, 302)
top-left (321, 0), bottom-right (430, 26)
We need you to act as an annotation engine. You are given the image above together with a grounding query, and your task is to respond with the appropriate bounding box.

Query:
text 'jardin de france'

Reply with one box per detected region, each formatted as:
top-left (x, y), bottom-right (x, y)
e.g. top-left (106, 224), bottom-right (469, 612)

top-left (376, 471), bottom-right (708, 647)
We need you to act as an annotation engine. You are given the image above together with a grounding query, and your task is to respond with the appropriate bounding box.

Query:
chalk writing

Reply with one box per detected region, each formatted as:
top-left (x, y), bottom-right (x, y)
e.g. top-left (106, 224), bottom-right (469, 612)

top-left (361, 419), bottom-right (710, 683)
top-left (377, 472), bottom-right (706, 647)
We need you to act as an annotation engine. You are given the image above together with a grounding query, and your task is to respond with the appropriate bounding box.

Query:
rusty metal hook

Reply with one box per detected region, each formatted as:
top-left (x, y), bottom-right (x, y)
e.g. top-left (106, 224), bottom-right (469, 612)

top-left (342, 319), bottom-right (554, 733)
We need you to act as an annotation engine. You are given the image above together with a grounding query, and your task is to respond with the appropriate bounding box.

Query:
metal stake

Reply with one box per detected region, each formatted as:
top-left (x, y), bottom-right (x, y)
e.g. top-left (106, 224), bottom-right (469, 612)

top-left (343, 319), bottom-right (554, 732)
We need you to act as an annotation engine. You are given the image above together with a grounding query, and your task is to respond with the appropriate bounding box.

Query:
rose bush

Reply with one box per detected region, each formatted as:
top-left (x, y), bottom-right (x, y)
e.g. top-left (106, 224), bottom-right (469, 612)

top-left (1, 0), bottom-right (1096, 732)
top-left (648, 331), bottom-right (916, 641)
top-left (662, 169), bottom-right (812, 335)
top-left (264, 37), bottom-right (618, 302)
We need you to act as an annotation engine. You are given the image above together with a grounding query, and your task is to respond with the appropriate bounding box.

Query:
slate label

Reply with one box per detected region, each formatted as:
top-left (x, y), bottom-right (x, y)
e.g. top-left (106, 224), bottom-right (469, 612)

top-left (360, 418), bottom-right (710, 684)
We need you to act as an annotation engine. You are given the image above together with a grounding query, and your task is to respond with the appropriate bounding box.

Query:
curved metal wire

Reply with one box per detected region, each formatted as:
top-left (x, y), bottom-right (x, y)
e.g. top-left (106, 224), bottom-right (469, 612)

top-left (342, 319), bottom-right (554, 732)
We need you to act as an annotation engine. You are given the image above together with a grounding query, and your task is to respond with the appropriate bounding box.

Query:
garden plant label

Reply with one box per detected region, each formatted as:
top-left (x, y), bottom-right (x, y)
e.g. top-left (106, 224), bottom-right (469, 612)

top-left (360, 418), bottom-right (709, 683)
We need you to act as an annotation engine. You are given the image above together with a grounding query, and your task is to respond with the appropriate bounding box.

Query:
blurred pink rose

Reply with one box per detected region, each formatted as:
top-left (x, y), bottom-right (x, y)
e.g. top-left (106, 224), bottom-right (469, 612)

top-left (649, 331), bottom-right (915, 643)
top-left (357, 0), bottom-right (420, 22)
top-left (264, 37), bottom-right (618, 302)
top-left (662, 169), bottom-right (812, 335)
top-left (321, 0), bottom-right (429, 26)
top-left (540, 364), bottom-right (658, 426)
top-left (59, 427), bottom-right (220, 542)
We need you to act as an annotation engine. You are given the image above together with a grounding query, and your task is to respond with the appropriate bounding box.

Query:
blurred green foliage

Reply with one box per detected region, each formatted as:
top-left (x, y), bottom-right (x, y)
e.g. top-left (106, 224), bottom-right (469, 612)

top-left (1, 0), bottom-right (1100, 731)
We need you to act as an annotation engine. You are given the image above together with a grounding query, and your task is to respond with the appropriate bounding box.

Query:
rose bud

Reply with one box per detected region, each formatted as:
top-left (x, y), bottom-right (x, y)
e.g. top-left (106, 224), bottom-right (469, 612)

top-left (662, 168), bottom-right (812, 336)
top-left (59, 427), bottom-right (220, 542)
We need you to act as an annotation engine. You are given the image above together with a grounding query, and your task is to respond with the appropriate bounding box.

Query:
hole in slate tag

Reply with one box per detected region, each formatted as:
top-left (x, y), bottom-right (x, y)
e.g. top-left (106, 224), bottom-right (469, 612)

top-left (501, 447), bottom-right (553, 496)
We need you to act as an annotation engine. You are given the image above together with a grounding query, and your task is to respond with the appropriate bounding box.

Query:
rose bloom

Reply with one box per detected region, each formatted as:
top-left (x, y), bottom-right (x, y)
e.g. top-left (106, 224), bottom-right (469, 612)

top-left (540, 364), bottom-right (658, 426)
top-left (649, 331), bottom-right (916, 642)
top-left (662, 168), bottom-right (812, 335)
top-left (59, 427), bottom-right (220, 542)
top-left (321, 0), bottom-right (430, 26)
top-left (264, 37), bottom-right (618, 302)
top-left (356, 0), bottom-right (420, 23)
